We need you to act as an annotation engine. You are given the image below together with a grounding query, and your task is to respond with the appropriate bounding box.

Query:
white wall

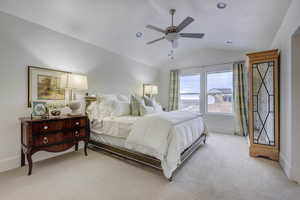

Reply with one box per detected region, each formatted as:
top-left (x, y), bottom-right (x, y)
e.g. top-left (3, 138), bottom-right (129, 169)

top-left (291, 32), bottom-right (300, 182)
top-left (271, 0), bottom-right (300, 182)
top-left (0, 11), bottom-right (158, 173)
top-left (158, 48), bottom-right (245, 134)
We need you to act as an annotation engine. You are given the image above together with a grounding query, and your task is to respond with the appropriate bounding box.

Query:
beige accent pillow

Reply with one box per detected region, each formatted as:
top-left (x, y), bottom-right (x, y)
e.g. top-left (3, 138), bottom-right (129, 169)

top-left (130, 95), bottom-right (145, 116)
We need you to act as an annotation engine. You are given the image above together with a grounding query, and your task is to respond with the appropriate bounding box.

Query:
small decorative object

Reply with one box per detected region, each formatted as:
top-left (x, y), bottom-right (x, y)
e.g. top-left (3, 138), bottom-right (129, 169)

top-left (28, 66), bottom-right (69, 107)
top-left (32, 101), bottom-right (48, 118)
top-left (50, 110), bottom-right (61, 116)
top-left (69, 101), bottom-right (81, 115)
top-left (46, 102), bottom-right (65, 117)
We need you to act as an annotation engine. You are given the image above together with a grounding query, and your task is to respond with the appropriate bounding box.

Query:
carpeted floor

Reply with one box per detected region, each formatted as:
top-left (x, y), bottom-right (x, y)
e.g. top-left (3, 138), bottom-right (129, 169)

top-left (0, 133), bottom-right (299, 200)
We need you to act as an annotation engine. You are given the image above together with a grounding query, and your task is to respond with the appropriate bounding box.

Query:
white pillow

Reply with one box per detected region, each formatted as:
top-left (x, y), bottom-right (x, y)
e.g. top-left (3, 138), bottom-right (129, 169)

top-left (98, 100), bottom-right (114, 118)
top-left (117, 94), bottom-right (130, 102)
top-left (140, 105), bottom-right (155, 116)
top-left (96, 94), bottom-right (118, 103)
top-left (111, 100), bottom-right (131, 117)
top-left (86, 101), bottom-right (110, 122)
top-left (152, 99), bottom-right (163, 113)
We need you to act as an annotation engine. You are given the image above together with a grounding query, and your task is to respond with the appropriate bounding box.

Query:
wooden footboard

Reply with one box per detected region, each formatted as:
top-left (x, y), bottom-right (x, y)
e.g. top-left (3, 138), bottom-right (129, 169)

top-left (88, 133), bottom-right (207, 181)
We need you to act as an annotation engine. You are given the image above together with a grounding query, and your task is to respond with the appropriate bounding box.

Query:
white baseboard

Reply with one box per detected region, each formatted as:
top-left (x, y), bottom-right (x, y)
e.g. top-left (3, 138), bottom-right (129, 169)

top-left (0, 143), bottom-right (84, 173)
top-left (208, 128), bottom-right (234, 135)
top-left (279, 152), bottom-right (292, 180)
top-left (292, 169), bottom-right (300, 183)
top-left (0, 156), bottom-right (20, 173)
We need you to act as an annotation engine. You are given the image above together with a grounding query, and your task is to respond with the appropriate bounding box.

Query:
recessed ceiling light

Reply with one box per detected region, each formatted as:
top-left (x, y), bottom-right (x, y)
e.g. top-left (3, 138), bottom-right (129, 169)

top-left (217, 2), bottom-right (227, 9)
top-left (136, 32), bottom-right (143, 38)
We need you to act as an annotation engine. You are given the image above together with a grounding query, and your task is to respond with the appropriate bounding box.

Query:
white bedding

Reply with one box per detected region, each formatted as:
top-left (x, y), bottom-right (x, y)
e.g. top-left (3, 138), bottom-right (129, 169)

top-left (91, 116), bottom-right (140, 138)
top-left (89, 108), bottom-right (206, 179)
top-left (125, 111), bottom-right (206, 178)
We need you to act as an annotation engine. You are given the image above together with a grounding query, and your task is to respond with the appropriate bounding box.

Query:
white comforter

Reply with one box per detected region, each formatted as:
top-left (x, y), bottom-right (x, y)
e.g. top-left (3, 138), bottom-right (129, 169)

top-left (91, 116), bottom-right (140, 138)
top-left (125, 111), bottom-right (206, 178)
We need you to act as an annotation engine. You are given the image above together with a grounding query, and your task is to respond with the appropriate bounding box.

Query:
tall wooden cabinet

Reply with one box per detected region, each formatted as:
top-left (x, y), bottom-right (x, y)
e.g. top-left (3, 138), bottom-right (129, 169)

top-left (247, 49), bottom-right (280, 161)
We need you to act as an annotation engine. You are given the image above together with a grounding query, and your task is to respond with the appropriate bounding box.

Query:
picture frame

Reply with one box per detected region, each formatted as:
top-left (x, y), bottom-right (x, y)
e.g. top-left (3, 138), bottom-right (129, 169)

top-left (28, 66), bottom-right (69, 108)
top-left (31, 101), bottom-right (48, 117)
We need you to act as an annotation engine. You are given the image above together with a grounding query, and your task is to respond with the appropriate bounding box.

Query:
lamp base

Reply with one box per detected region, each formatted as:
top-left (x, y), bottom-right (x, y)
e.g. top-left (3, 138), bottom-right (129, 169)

top-left (68, 101), bottom-right (82, 116)
top-left (68, 111), bottom-right (81, 116)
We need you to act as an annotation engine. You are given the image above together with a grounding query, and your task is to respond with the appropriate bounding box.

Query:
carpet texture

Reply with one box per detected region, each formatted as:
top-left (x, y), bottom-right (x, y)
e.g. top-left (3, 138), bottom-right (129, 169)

top-left (0, 133), bottom-right (299, 200)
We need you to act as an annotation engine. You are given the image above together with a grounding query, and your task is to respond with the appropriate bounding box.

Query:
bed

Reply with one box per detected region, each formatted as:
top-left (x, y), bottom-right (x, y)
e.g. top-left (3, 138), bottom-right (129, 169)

top-left (86, 96), bottom-right (207, 181)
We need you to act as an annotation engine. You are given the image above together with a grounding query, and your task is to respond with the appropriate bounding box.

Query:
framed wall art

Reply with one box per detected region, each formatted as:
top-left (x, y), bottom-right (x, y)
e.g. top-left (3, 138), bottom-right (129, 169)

top-left (31, 101), bottom-right (48, 117)
top-left (28, 66), bottom-right (69, 107)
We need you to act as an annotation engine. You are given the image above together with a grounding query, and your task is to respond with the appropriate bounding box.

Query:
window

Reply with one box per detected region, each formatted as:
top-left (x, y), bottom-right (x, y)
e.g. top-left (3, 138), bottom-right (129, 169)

top-left (206, 71), bottom-right (233, 114)
top-left (179, 75), bottom-right (200, 112)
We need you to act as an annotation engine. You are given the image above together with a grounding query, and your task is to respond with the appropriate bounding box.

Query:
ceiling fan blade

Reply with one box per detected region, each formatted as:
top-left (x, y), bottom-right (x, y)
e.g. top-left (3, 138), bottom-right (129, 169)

top-left (172, 40), bottom-right (178, 48)
top-left (176, 17), bottom-right (194, 32)
top-left (146, 25), bottom-right (166, 34)
top-left (180, 33), bottom-right (205, 39)
top-left (146, 36), bottom-right (165, 45)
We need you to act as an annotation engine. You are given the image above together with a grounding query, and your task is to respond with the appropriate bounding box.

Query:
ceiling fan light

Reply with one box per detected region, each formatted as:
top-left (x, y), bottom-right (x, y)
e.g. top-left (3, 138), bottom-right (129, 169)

top-left (136, 32), bottom-right (143, 38)
top-left (217, 2), bottom-right (227, 9)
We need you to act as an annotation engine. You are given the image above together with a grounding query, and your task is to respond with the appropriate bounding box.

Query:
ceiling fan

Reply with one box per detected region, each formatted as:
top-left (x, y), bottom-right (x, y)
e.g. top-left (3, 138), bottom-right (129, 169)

top-left (146, 9), bottom-right (205, 48)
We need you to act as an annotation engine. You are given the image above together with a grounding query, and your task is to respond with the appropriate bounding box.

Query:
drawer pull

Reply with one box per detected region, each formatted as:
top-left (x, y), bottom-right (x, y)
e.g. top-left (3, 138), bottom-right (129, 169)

top-left (43, 126), bottom-right (48, 130)
top-left (75, 122), bottom-right (80, 125)
top-left (43, 137), bottom-right (48, 144)
top-left (75, 131), bottom-right (79, 136)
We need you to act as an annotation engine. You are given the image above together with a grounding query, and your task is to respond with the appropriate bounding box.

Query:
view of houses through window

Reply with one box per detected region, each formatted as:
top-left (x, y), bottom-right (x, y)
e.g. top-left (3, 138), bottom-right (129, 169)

top-left (206, 71), bottom-right (233, 113)
top-left (179, 70), bottom-right (233, 114)
top-left (179, 75), bottom-right (200, 112)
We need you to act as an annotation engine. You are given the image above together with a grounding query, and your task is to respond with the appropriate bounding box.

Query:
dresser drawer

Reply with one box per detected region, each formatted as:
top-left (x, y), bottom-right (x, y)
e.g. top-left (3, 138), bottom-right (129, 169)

top-left (68, 118), bottom-right (87, 129)
top-left (34, 132), bottom-right (74, 146)
top-left (20, 115), bottom-right (89, 175)
top-left (32, 120), bottom-right (66, 134)
top-left (73, 128), bottom-right (87, 138)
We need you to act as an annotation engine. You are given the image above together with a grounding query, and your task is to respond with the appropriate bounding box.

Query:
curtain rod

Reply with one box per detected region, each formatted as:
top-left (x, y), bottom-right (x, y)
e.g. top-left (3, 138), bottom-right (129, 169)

top-left (174, 60), bottom-right (245, 71)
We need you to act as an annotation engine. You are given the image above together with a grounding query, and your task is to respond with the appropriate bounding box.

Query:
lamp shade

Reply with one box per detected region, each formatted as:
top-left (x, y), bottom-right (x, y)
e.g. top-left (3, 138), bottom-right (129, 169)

top-left (144, 84), bottom-right (158, 96)
top-left (67, 73), bottom-right (88, 90)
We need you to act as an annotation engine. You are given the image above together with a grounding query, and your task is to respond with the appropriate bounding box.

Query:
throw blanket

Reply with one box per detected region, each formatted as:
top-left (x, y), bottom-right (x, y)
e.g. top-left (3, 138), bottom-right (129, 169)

top-left (125, 111), bottom-right (205, 178)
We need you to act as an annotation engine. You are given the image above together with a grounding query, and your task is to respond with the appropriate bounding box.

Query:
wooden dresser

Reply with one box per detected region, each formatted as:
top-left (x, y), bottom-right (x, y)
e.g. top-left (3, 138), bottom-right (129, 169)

top-left (20, 115), bottom-right (90, 175)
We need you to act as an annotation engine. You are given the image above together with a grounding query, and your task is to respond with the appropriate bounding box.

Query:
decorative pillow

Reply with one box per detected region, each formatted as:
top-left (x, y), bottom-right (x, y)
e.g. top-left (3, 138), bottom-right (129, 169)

top-left (96, 94), bottom-right (118, 103)
top-left (140, 105), bottom-right (155, 116)
top-left (152, 99), bottom-right (163, 113)
top-left (98, 100), bottom-right (115, 117)
top-left (86, 100), bottom-right (113, 122)
top-left (117, 94), bottom-right (130, 102)
top-left (130, 95), bottom-right (145, 116)
top-left (143, 96), bottom-right (154, 107)
top-left (86, 102), bottom-right (97, 121)
top-left (111, 100), bottom-right (131, 117)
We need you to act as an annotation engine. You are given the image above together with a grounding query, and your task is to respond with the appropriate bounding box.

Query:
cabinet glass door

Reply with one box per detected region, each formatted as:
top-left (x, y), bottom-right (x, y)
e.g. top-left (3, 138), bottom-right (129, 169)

top-left (252, 62), bottom-right (275, 145)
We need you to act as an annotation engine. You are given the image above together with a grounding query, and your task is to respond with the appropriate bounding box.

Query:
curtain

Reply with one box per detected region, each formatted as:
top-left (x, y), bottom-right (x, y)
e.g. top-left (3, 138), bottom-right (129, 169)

top-left (233, 62), bottom-right (249, 136)
top-left (168, 70), bottom-right (179, 111)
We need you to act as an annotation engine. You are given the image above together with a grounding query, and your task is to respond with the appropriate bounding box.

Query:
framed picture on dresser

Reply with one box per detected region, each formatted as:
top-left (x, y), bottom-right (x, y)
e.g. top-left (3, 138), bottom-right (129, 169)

top-left (28, 66), bottom-right (69, 107)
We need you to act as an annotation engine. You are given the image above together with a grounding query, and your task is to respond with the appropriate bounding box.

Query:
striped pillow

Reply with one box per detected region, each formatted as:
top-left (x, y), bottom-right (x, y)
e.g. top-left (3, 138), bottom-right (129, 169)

top-left (130, 95), bottom-right (145, 116)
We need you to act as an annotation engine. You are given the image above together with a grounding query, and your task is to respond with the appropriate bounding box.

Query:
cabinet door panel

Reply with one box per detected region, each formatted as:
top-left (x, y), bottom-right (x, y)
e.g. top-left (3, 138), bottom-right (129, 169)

top-left (252, 62), bottom-right (275, 146)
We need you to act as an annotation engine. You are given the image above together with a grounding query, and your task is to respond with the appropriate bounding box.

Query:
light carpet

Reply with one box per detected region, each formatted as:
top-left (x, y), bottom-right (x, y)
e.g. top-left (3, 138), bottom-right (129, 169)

top-left (0, 133), bottom-right (299, 200)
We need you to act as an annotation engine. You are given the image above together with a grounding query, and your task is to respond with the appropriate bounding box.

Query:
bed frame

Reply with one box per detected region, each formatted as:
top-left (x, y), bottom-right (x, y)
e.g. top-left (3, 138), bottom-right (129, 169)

top-left (85, 96), bottom-right (207, 181)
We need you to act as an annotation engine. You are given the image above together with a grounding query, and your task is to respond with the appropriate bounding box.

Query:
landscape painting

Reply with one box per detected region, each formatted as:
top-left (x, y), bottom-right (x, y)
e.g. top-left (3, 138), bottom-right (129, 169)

top-left (37, 75), bottom-right (65, 100)
top-left (28, 66), bottom-right (68, 107)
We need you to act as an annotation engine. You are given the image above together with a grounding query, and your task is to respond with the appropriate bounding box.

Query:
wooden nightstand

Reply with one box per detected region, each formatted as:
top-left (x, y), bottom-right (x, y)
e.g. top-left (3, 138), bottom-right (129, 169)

top-left (20, 115), bottom-right (90, 175)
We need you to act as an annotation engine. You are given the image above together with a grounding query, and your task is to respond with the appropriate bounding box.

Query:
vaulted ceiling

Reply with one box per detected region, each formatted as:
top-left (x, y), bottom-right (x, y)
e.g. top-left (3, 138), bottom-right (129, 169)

top-left (0, 0), bottom-right (291, 67)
